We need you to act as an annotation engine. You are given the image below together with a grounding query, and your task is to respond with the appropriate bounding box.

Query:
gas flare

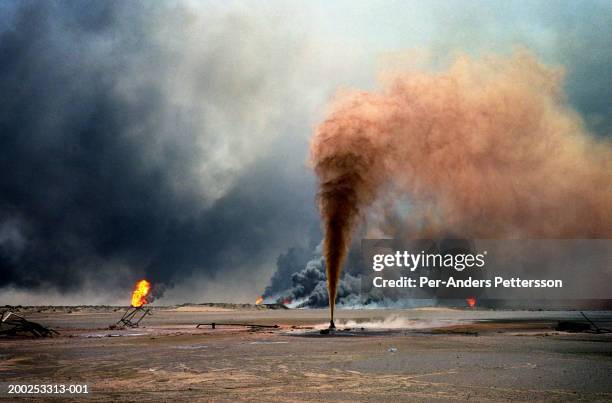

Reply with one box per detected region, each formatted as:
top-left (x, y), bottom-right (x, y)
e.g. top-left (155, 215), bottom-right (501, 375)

top-left (255, 295), bottom-right (264, 305)
top-left (466, 297), bottom-right (477, 308)
top-left (131, 279), bottom-right (151, 308)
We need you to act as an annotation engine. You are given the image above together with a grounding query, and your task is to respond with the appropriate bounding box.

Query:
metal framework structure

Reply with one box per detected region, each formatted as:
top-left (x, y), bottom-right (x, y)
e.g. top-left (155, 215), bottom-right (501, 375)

top-left (116, 306), bottom-right (151, 327)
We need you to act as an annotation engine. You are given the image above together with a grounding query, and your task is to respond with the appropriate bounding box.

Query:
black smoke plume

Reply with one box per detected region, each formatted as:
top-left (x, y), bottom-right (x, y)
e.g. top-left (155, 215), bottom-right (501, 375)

top-left (0, 1), bottom-right (317, 301)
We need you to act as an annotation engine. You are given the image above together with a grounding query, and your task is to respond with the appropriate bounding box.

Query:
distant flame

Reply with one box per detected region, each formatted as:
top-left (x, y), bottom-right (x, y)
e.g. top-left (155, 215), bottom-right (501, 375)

top-left (131, 279), bottom-right (151, 307)
top-left (255, 295), bottom-right (264, 305)
top-left (466, 297), bottom-right (477, 308)
top-left (282, 297), bottom-right (292, 305)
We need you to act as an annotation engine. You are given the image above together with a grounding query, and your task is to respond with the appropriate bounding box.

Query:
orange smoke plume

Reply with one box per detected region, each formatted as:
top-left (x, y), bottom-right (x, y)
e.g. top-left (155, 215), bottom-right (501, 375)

top-left (310, 50), bottom-right (612, 322)
top-left (131, 279), bottom-right (151, 308)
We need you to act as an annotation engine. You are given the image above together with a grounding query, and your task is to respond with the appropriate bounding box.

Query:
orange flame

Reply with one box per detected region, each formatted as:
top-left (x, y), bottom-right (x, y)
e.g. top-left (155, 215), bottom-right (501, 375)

top-left (131, 279), bottom-right (151, 307)
top-left (255, 295), bottom-right (264, 305)
top-left (282, 297), bottom-right (292, 305)
top-left (466, 297), bottom-right (477, 308)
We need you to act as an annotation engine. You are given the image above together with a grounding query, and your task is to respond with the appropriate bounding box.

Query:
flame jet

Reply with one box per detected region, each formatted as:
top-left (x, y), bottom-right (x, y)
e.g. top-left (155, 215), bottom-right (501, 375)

top-left (310, 50), bottom-right (612, 327)
top-left (131, 279), bottom-right (151, 308)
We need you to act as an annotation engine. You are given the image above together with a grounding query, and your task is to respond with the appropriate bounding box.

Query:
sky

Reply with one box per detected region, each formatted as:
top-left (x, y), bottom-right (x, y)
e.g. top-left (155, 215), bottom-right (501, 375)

top-left (0, 0), bottom-right (610, 304)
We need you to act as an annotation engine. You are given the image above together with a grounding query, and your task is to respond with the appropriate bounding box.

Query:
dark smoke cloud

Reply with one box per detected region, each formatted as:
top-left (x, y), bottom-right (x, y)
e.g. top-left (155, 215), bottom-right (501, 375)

top-left (263, 246), bottom-right (313, 299)
top-left (264, 242), bottom-right (365, 308)
top-left (2, 1), bottom-right (611, 306)
top-left (0, 0), bottom-right (318, 301)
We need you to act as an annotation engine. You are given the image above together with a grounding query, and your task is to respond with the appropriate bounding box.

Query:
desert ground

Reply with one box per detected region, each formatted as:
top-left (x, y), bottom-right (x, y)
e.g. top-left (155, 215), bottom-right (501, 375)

top-left (1, 305), bottom-right (611, 402)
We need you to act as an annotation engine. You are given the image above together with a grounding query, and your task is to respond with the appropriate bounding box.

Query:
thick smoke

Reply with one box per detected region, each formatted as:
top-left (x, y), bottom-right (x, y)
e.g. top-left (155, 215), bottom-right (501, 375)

top-left (2, 1), bottom-right (611, 306)
top-left (0, 1), bottom-right (319, 302)
top-left (264, 242), bottom-right (364, 308)
top-left (147, 283), bottom-right (166, 305)
top-left (263, 247), bottom-right (312, 299)
top-left (309, 153), bottom-right (379, 319)
top-left (309, 51), bottom-right (612, 316)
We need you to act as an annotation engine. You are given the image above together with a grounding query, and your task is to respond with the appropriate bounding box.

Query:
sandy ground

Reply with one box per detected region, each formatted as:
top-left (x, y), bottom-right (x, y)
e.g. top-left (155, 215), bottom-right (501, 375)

top-left (1, 307), bottom-right (611, 402)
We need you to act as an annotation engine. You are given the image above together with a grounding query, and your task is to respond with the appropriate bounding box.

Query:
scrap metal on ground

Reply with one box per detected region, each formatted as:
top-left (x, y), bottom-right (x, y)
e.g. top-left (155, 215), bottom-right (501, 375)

top-left (0, 310), bottom-right (59, 337)
top-left (555, 311), bottom-right (612, 333)
top-left (196, 322), bottom-right (279, 329)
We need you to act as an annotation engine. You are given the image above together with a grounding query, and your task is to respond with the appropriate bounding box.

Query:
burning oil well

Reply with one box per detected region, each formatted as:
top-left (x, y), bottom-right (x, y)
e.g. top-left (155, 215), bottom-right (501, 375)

top-left (115, 279), bottom-right (158, 328)
top-left (310, 51), bottom-right (612, 323)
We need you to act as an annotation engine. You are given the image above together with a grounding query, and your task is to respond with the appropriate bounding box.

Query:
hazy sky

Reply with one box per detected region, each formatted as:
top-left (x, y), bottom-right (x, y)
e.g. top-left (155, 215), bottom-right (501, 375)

top-left (0, 0), bottom-right (609, 304)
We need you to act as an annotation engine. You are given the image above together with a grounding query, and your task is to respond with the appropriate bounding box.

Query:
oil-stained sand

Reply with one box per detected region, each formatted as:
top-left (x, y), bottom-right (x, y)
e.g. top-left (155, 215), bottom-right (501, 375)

top-left (1, 307), bottom-right (611, 401)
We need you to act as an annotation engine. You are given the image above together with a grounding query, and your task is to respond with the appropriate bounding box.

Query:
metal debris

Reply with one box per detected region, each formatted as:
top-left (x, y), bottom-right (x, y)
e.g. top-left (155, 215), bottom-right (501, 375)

top-left (0, 310), bottom-right (59, 337)
top-left (196, 322), bottom-right (279, 329)
top-left (115, 306), bottom-right (151, 328)
top-left (555, 312), bottom-right (611, 333)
